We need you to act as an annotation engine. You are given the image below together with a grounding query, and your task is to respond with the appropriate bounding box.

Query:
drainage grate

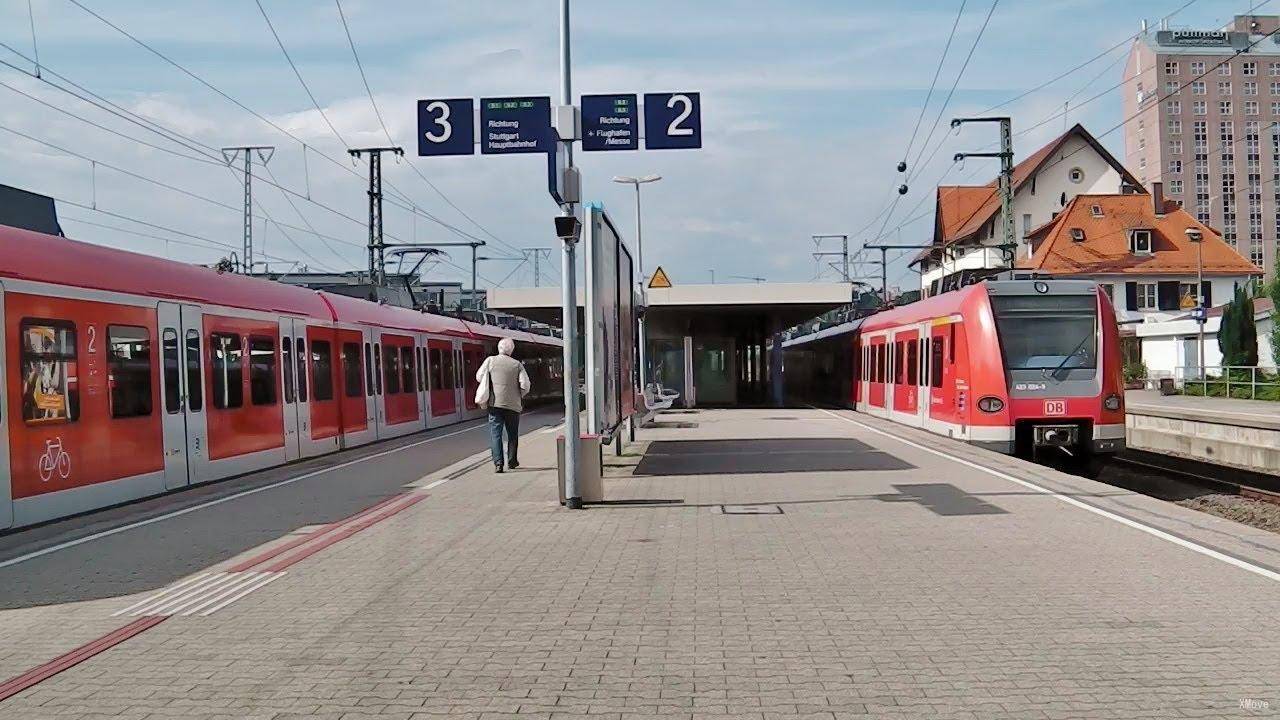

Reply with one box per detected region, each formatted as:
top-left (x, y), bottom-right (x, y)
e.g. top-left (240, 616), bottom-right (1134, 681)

top-left (719, 504), bottom-right (784, 515)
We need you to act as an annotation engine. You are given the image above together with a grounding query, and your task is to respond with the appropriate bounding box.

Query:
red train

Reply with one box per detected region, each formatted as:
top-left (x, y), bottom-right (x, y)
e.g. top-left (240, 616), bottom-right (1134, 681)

top-left (0, 224), bottom-right (562, 530)
top-left (783, 278), bottom-right (1126, 457)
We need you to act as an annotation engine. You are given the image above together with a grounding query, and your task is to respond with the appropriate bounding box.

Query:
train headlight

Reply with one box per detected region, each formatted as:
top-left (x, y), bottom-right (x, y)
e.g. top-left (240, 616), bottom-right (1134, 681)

top-left (977, 396), bottom-right (1005, 413)
top-left (1103, 394), bottom-right (1122, 411)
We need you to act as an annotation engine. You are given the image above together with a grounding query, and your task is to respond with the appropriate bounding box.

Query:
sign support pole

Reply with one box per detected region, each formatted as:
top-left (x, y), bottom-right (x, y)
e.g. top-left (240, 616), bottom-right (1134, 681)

top-left (559, 0), bottom-right (582, 510)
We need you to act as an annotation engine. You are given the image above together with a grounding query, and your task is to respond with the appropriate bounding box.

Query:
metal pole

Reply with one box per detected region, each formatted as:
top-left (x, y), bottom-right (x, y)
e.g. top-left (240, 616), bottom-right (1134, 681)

top-left (880, 247), bottom-right (889, 304)
top-left (1197, 240), bottom-right (1205, 378)
top-left (999, 118), bottom-right (1015, 268)
top-left (242, 152), bottom-right (253, 273)
top-left (471, 243), bottom-right (478, 310)
top-left (559, 0), bottom-right (581, 510)
top-left (634, 182), bottom-right (648, 393)
top-left (841, 235), bottom-right (849, 283)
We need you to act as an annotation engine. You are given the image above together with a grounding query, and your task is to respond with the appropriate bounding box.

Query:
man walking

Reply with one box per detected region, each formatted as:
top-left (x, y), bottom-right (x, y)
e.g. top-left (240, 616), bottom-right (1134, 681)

top-left (477, 338), bottom-right (531, 473)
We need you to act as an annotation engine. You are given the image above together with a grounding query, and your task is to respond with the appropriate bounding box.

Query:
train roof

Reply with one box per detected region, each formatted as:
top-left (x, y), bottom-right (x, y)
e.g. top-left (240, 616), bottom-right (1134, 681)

top-left (0, 224), bottom-right (560, 347)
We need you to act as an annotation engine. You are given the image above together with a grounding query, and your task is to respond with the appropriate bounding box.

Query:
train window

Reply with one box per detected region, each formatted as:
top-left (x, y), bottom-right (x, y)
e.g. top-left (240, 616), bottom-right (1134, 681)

top-left (295, 338), bottom-right (308, 403)
top-left (311, 340), bottom-right (334, 401)
top-left (373, 344), bottom-right (383, 395)
top-left (921, 338), bottom-right (930, 388)
top-left (211, 332), bottom-right (244, 410)
top-left (429, 347), bottom-right (443, 390)
top-left (162, 329), bottom-right (180, 414)
top-left (931, 337), bottom-right (944, 389)
top-left (248, 336), bottom-right (277, 406)
top-left (364, 343), bottom-right (374, 397)
top-left (21, 319), bottom-right (80, 425)
top-left (894, 341), bottom-right (904, 385)
top-left (442, 348), bottom-right (456, 389)
top-left (282, 338), bottom-right (295, 403)
top-left (401, 346), bottom-right (415, 393)
top-left (906, 339), bottom-right (918, 386)
top-left (384, 343), bottom-right (401, 394)
top-left (949, 324), bottom-right (956, 364)
top-left (186, 331), bottom-right (203, 411)
top-left (107, 325), bottom-right (153, 419)
top-left (342, 342), bottom-right (362, 398)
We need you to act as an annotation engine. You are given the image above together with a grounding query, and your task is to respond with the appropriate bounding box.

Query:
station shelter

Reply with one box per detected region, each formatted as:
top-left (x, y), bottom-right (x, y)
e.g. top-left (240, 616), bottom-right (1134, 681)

top-left (488, 281), bottom-right (851, 407)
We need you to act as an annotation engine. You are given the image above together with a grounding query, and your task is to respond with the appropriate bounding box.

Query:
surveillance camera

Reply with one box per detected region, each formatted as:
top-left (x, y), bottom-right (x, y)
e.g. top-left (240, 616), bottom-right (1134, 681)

top-left (554, 215), bottom-right (581, 241)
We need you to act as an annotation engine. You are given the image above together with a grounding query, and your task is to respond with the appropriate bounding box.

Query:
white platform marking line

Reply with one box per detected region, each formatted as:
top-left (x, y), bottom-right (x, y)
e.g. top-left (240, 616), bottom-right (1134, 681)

top-left (162, 573), bottom-right (265, 617)
top-left (122, 573), bottom-right (234, 616)
top-left (142, 573), bottom-right (245, 616)
top-left (0, 421), bottom-right (489, 571)
top-left (198, 572), bottom-right (286, 616)
top-left (111, 573), bottom-right (212, 617)
top-left (817, 408), bottom-right (1280, 584)
top-left (178, 572), bottom-right (276, 616)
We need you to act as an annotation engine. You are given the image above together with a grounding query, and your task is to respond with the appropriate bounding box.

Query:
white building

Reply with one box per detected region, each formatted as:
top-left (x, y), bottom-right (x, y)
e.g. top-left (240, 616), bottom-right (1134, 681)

top-left (1137, 298), bottom-right (1276, 377)
top-left (915, 124), bottom-right (1141, 295)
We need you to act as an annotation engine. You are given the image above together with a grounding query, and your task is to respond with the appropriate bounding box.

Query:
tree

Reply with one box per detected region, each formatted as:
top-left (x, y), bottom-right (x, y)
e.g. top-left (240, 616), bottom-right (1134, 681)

top-left (1268, 257), bottom-right (1280, 368)
top-left (1218, 284), bottom-right (1258, 368)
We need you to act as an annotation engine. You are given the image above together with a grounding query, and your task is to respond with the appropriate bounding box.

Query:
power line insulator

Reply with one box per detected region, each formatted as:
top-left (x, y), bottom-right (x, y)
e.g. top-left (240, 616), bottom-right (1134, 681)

top-left (897, 184), bottom-right (909, 195)
top-left (896, 161), bottom-right (907, 173)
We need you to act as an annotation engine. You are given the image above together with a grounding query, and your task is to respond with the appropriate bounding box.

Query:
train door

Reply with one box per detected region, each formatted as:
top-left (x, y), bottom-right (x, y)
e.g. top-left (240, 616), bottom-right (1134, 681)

top-left (891, 329), bottom-right (919, 423)
top-left (157, 302), bottom-right (207, 490)
top-left (278, 318), bottom-right (302, 463)
top-left (462, 342), bottom-right (483, 418)
top-left (0, 280), bottom-right (11, 528)
top-left (427, 338), bottom-right (459, 426)
top-left (335, 327), bottom-right (372, 448)
top-left (868, 336), bottom-right (886, 411)
top-left (915, 325), bottom-right (931, 428)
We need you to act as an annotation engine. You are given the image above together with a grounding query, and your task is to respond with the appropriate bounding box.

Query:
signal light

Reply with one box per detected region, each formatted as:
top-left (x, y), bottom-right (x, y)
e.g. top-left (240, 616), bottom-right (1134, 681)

top-left (977, 396), bottom-right (1005, 413)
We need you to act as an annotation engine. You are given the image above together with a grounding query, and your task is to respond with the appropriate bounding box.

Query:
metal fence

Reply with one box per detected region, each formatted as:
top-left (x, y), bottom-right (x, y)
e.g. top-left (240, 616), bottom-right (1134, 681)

top-left (1169, 365), bottom-right (1280, 400)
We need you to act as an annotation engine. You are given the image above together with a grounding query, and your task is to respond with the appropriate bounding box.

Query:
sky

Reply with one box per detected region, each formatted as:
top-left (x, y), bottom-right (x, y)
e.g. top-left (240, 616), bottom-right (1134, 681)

top-left (0, 0), bottom-right (1257, 294)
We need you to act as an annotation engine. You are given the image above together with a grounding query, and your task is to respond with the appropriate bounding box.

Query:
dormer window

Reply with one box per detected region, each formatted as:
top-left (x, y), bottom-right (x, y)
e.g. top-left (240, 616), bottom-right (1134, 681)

top-left (1090, 204), bottom-right (1104, 217)
top-left (1129, 229), bottom-right (1153, 255)
top-left (1070, 228), bottom-right (1086, 242)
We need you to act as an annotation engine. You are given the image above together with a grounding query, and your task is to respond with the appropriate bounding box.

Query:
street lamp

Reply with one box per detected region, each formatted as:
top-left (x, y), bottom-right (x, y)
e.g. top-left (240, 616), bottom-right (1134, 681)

top-left (1186, 227), bottom-right (1205, 379)
top-left (612, 174), bottom-right (662, 392)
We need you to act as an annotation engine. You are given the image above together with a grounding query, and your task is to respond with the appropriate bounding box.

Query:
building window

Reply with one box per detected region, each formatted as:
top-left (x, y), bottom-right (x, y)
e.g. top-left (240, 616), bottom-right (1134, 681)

top-left (1179, 282), bottom-right (1200, 305)
top-left (1219, 81), bottom-right (1232, 96)
top-left (248, 336), bottom-right (276, 406)
top-left (1165, 80), bottom-right (1180, 95)
top-left (1221, 100), bottom-right (1233, 115)
top-left (1193, 61), bottom-right (1206, 75)
top-left (211, 333), bottom-right (244, 410)
top-left (1243, 61), bottom-right (1257, 77)
top-left (1169, 159), bottom-right (1182, 174)
top-left (1245, 80), bottom-right (1259, 96)
top-left (1091, 204), bottom-right (1104, 217)
top-left (1193, 100), bottom-right (1207, 115)
top-left (1138, 157), bottom-right (1146, 170)
top-left (1168, 118), bottom-right (1182, 134)
top-left (1169, 179), bottom-right (1183, 194)
top-left (1270, 62), bottom-right (1280, 77)
top-left (1273, 101), bottom-right (1280, 115)
top-left (1068, 167), bottom-right (1084, 183)
top-left (1165, 61), bottom-right (1179, 76)
top-left (1246, 100), bottom-right (1260, 115)
top-left (1166, 99), bottom-right (1181, 115)
top-left (20, 319), bottom-right (79, 424)
top-left (1220, 63), bottom-right (1232, 77)
top-left (1137, 282), bottom-right (1158, 310)
top-left (1170, 139), bottom-right (1183, 154)
top-left (1192, 80), bottom-right (1206, 95)
top-left (1022, 213), bottom-right (1031, 237)
top-left (1138, 135), bottom-right (1146, 149)
top-left (1130, 229), bottom-right (1153, 255)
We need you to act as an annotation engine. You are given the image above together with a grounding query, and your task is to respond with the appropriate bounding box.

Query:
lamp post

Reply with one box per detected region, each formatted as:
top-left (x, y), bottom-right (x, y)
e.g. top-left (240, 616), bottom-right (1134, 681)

top-left (1186, 227), bottom-right (1205, 378)
top-left (612, 174), bottom-right (662, 392)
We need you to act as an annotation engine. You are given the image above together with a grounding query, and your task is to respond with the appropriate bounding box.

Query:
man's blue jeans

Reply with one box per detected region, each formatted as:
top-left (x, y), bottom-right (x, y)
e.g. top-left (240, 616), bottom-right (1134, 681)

top-left (487, 407), bottom-right (520, 468)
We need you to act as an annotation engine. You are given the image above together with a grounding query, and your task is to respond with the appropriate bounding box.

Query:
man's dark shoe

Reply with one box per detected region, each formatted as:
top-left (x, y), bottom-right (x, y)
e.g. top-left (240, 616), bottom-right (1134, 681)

top-left (495, 465), bottom-right (504, 474)
top-left (508, 461), bottom-right (520, 470)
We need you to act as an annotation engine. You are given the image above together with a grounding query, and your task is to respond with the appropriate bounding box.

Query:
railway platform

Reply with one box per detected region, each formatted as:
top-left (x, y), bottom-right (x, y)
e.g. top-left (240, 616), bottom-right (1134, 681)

top-left (0, 409), bottom-right (1278, 718)
top-left (1125, 389), bottom-right (1280, 477)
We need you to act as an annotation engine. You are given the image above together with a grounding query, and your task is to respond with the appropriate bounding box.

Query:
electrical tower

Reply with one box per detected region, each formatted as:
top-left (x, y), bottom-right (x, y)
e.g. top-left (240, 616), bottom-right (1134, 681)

top-left (348, 146), bottom-right (404, 287)
top-left (951, 116), bottom-right (1016, 268)
top-left (522, 247), bottom-right (553, 287)
top-left (221, 145), bottom-right (274, 273)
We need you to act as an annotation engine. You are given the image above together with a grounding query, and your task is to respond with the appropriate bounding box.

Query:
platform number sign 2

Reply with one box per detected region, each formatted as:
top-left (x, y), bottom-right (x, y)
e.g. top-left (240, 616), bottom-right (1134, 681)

top-left (644, 92), bottom-right (702, 150)
top-left (417, 98), bottom-right (475, 156)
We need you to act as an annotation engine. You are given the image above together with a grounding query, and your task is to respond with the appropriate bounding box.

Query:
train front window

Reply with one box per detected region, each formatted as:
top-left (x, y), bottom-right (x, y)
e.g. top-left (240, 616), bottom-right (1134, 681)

top-left (990, 294), bottom-right (1097, 372)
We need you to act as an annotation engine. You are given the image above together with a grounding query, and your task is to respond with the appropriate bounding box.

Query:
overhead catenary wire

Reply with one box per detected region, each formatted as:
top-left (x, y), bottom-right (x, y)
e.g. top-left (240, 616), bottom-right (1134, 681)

top-left (900, 0), bottom-right (968, 168)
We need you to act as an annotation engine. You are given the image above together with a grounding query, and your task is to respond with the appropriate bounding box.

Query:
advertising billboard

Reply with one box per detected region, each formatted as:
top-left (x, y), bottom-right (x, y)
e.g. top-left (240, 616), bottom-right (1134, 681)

top-left (584, 204), bottom-right (639, 439)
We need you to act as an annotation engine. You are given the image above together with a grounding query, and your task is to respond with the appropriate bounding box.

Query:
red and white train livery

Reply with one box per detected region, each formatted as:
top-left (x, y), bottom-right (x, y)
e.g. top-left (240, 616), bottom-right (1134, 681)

top-left (0, 224), bottom-right (561, 530)
top-left (783, 279), bottom-right (1126, 456)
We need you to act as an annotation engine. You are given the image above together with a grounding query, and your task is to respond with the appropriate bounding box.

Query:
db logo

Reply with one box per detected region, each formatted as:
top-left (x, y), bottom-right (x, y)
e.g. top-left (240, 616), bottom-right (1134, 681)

top-left (1043, 400), bottom-right (1067, 416)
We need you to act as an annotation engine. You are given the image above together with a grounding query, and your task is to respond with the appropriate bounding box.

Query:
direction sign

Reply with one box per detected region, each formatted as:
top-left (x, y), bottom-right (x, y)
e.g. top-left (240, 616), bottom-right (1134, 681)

top-left (644, 92), bottom-right (702, 150)
top-left (480, 96), bottom-right (551, 154)
top-left (581, 94), bottom-right (638, 151)
top-left (417, 98), bottom-right (475, 156)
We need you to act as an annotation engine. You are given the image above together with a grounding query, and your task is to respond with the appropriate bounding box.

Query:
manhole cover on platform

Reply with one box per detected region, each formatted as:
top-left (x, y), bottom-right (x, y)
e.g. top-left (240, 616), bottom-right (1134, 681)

top-left (719, 504), bottom-right (784, 515)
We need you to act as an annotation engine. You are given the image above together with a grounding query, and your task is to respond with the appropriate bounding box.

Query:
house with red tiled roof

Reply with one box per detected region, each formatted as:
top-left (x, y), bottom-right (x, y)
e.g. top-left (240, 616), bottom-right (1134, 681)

top-left (1018, 184), bottom-right (1262, 325)
top-left (915, 124), bottom-right (1142, 296)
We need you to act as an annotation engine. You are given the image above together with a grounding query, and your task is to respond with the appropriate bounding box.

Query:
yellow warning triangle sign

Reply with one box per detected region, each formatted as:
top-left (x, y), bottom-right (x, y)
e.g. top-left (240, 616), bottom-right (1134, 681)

top-left (648, 266), bottom-right (672, 289)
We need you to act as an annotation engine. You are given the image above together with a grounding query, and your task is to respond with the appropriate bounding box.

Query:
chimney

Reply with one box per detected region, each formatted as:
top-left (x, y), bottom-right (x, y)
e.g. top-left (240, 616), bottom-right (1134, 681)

top-left (1151, 181), bottom-right (1165, 216)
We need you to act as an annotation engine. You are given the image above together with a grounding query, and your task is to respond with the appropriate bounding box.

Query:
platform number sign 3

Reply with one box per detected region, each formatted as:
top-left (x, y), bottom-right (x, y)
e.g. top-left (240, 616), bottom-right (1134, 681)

top-left (417, 98), bottom-right (475, 156)
top-left (644, 92), bottom-right (702, 149)
top-left (1044, 400), bottom-right (1067, 416)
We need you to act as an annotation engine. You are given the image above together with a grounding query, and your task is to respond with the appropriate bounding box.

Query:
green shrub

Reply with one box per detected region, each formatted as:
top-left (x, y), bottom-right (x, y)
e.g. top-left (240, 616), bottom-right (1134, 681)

top-left (1123, 360), bottom-right (1147, 384)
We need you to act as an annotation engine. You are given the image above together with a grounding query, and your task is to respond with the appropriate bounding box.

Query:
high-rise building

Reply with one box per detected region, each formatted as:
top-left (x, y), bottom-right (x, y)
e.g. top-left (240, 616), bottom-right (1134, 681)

top-left (1125, 14), bottom-right (1280, 281)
